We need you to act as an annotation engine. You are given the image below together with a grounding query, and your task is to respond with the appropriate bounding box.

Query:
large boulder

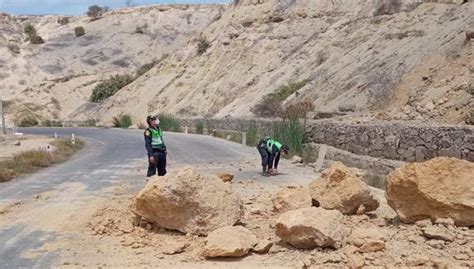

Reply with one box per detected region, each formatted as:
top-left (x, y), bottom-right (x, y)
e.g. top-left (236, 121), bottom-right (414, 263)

top-left (275, 207), bottom-right (345, 249)
top-left (385, 157), bottom-right (474, 226)
top-left (272, 186), bottom-right (312, 213)
top-left (202, 226), bottom-right (258, 258)
top-left (309, 162), bottom-right (379, 215)
top-left (130, 167), bottom-right (243, 235)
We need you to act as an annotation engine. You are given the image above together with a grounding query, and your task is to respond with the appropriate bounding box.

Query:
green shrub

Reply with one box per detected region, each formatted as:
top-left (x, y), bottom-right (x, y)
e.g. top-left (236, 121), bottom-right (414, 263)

top-left (74, 26), bottom-right (85, 37)
top-left (267, 79), bottom-right (310, 102)
top-left (80, 119), bottom-right (97, 127)
top-left (195, 121), bottom-right (204, 134)
top-left (252, 79), bottom-right (310, 118)
top-left (251, 98), bottom-right (282, 118)
top-left (271, 118), bottom-right (306, 156)
top-left (24, 24), bottom-right (44, 44)
top-left (29, 35), bottom-right (45, 44)
top-left (42, 120), bottom-right (63, 127)
top-left (17, 116), bottom-right (39, 127)
top-left (197, 36), bottom-right (210, 56)
top-left (135, 62), bottom-right (155, 77)
top-left (14, 150), bottom-right (53, 167)
top-left (24, 24), bottom-right (36, 36)
top-left (158, 114), bottom-right (181, 132)
top-left (57, 17), bottom-right (70, 25)
top-left (282, 99), bottom-right (315, 119)
top-left (90, 74), bottom-right (134, 103)
top-left (246, 120), bottom-right (259, 146)
top-left (135, 26), bottom-right (144, 34)
top-left (112, 114), bottom-right (133, 128)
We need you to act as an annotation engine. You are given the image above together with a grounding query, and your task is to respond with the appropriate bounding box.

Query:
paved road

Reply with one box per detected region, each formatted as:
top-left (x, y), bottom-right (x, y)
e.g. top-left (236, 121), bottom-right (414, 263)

top-left (0, 127), bottom-right (257, 268)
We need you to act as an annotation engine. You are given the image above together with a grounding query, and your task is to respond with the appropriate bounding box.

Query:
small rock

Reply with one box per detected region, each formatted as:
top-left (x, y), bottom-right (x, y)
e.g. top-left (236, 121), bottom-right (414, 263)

top-left (356, 205), bottom-right (366, 215)
top-left (252, 240), bottom-right (273, 254)
top-left (431, 259), bottom-right (449, 269)
top-left (250, 207), bottom-right (262, 215)
top-left (415, 219), bottom-right (432, 228)
top-left (291, 155), bottom-right (303, 164)
top-left (359, 240), bottom-right (385, 253)
top-left (426, 239), bottom-right (445, 249)
top-left (454, 254), bottom-right (469, 261)
top-left (146, 223), bottom-right (152, 231)
top-left (346, 253), bottom-right (365, 268)
top-left (422, 226), bottom-right (454, 242)
top-left (406, 254), bottom-right (429, 266)
top-left (217, 173), bottom-right (234, 183)
top-left (162, 242), bottom-right (189, 255)
top-left (322, 253), bottom-right (343, 263)
top-left (434, 217), bottom-right (455, 227)
top-left (347, 227), bottom-right (386, 247)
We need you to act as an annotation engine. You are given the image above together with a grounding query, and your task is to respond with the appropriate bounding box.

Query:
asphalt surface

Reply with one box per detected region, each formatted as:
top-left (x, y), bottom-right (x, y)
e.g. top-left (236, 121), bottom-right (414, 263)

top-left (0, 127), bottom-right (257, 268)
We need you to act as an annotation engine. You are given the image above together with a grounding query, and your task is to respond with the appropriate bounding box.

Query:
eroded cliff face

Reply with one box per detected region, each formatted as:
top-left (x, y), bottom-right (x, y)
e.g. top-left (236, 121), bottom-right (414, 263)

top-left (93, 0), bottom-right (472, 125)
top-left (0, 5), bottom-right (223, 123)
top-left (1, 1), bottom-right (473, 125)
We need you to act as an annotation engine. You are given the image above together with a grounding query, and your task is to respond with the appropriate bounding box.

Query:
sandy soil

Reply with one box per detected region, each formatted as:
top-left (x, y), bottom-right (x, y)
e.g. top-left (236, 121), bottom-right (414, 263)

top-left (1, 159), bottom-right (472, 268)
top-left (0, 134), bottom-right (54, 160)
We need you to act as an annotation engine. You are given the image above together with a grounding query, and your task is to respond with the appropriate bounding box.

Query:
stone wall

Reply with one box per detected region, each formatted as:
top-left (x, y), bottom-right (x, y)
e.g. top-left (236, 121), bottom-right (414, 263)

top-left (306, 120), bottom-right (473, 162)
top-left (179, 118), bottom-right (474, 162)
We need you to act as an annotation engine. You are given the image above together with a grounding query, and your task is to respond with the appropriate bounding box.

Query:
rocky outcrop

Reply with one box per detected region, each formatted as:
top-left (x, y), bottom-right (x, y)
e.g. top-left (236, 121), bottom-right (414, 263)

top-left (275, 207), bottom-right (345, 249)
top-left (309, 162), bottom-right (379, 215)
top-left (202, 226), bottom-right (258, 258)
top-left (385, 157), bottom-right (474, 226)
top-left (130, 167), bottom-right (242, 235)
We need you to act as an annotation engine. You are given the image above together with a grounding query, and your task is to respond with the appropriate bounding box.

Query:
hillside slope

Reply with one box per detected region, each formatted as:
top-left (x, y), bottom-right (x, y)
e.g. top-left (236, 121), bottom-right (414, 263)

top-left (91, 0), bottom-right (473, 124)
top-left (0, 4), bottom-right (223, 124)
top-left (1, 1), bottom-right (472, 125)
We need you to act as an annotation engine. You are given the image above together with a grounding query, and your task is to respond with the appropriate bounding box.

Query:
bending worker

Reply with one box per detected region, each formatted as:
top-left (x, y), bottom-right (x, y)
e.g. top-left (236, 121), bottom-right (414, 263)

top-left (144, 115), bottom-right (167, 177)
top-left (256, 136), bottom-right (289, 176)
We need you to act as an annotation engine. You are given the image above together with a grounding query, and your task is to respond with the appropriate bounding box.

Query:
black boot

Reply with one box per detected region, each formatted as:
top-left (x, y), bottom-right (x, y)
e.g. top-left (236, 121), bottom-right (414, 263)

top-left (262, 166), bottom-right (269, 177)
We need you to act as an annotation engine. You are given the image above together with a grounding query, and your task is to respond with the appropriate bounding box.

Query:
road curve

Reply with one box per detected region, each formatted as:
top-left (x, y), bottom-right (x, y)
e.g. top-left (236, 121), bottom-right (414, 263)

top-left (0, 127), bottom-right (257, 268)
top-left (0, 127), bottom-right (256, 201)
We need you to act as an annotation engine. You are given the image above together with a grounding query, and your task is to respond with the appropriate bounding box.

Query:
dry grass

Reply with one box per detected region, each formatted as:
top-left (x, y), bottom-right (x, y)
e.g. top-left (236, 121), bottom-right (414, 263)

top-left (0, 138), bottom-right (84, 183)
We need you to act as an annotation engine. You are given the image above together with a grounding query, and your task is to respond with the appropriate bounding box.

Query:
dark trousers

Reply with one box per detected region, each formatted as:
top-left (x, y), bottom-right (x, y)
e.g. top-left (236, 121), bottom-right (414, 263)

top-left (257, 147), bottom-right (280, 170)
top-left (147, 150), bottom-right (167, 177)
top-left (257, 147), bottom-right (269, 169)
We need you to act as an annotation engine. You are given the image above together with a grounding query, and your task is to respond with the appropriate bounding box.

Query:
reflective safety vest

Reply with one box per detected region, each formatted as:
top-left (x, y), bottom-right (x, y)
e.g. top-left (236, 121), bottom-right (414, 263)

top-left (150, 127), bottom-right (165, 149)
top-left (266, 139), bottom-right (282, 153)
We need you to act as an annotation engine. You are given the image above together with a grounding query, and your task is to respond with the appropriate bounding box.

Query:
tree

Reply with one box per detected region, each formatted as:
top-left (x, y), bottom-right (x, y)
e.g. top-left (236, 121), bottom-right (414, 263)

top-left (87, 5), bottom-right (107, 20)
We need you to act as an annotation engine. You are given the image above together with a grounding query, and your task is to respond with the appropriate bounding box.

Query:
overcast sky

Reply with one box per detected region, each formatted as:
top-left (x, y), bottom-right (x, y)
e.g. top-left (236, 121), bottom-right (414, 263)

top-left (0, 0), bottom-right (228, 15)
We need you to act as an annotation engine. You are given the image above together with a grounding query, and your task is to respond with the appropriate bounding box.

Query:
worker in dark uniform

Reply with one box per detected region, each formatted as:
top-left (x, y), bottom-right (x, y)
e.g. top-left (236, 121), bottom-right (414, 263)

top-left (256, 137), bottom-right (289, 176)
top-left (144, 115), bottom-right (167, 177)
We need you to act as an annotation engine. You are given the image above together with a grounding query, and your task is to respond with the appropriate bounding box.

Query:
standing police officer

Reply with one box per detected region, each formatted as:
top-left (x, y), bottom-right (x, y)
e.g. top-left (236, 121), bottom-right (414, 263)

top-left (256, 136), bottom-right (289, 176)
top-left (144, 115), bottom-right (167, 177)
